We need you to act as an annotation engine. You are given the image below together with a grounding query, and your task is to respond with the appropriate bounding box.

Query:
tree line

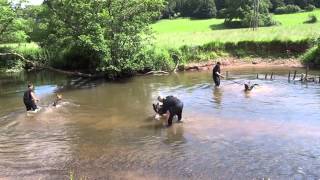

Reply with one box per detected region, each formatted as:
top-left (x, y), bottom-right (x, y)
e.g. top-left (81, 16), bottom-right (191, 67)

top-left (1, 0), bottom-right (166, 77)
top-left (163, 0), bottom-right (320, 19)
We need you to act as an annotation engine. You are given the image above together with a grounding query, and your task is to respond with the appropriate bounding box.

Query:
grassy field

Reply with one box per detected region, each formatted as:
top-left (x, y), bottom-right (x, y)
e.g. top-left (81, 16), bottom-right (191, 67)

top-left (151, 10), bottom-right (320, 48)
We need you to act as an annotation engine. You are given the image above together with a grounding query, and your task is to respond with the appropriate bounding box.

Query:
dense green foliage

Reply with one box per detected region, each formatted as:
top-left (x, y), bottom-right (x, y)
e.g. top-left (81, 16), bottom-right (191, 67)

top-left (162, 0), bottom-right (320, 20)
top-left (302, 38), bottom-right (320, 66)
top-left (222, 0), bottom-right (276, 28)
top-left (0, 43), bottom-right (43, 72)
top-left (31, 0), bottom-right (164, 77)
top-left (274, 5), bottom-right (301, 14)
top-left (162, 0), bottom-right (217, 19)
top-left (0, 0), bottom-right (32, 43)
top-left (1, 0), bottom-right (320, 74)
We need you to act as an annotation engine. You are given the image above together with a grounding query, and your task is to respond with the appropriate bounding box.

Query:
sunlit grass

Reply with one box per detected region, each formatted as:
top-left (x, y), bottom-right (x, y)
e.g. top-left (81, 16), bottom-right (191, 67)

top-left (151, 9), bottom-right (320, 48)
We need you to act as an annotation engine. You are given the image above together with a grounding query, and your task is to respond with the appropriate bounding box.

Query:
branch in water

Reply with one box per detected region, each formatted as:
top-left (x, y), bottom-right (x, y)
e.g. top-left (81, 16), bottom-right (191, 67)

top-left (144, 71), bottom-right (169, 75)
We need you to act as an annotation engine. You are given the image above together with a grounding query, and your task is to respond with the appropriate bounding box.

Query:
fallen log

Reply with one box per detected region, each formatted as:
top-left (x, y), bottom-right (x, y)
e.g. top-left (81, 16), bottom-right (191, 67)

top-left (0, 52), bottom-right (103, 78)
top-left (144, 71), bottom-right (169, 75)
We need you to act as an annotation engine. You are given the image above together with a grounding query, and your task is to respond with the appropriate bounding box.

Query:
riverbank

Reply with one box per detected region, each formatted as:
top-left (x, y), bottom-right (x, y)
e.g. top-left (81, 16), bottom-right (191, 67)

top-left (180, 57), bottom-right (303, 72)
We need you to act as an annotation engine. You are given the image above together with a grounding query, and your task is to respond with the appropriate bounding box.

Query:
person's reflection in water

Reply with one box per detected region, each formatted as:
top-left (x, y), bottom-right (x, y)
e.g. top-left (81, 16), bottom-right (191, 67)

top-left (212, 86), bottom-right (223, 109)
top-left (164, 123), bottom-right (186, 145)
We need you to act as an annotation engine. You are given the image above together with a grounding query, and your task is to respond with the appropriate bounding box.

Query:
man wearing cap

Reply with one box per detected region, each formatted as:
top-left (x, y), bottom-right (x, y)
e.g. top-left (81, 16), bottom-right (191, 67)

top-left (153, 96), bottom-right (184, 127)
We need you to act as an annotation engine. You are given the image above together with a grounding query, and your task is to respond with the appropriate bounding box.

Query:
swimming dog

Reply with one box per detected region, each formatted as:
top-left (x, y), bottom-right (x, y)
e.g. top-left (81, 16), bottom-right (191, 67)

top-left (244, 83), bottom-right (259, 92)
top-left (53, 94), bottom-right (63, 107)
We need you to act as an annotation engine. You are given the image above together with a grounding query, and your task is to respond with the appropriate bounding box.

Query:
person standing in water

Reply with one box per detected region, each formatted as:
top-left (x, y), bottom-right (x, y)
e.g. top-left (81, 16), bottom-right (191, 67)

top-left (155, 96), bottom-right (184, 127)
top-left (212, 62), bottom-right (224, 87)
top-left (23, 83), bottom-right (39, 111)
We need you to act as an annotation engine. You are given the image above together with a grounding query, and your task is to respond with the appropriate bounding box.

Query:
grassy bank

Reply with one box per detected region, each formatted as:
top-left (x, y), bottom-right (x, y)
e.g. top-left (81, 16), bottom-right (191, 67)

top-left (1, 10), bottom-right (319, 74)
top-left (0, 43), bottom-right (44, 72)
top-left (152, 10), bottom-right (320, 48)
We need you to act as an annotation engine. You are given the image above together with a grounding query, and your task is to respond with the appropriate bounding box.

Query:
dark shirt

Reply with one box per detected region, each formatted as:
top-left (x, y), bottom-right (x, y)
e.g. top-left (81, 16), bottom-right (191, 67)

top-left (162, 96), bottom-right (182, 111)
top-left (23, 89), bottom-right (33, 103)
top-left (212, 64), bottom-right (221, 77)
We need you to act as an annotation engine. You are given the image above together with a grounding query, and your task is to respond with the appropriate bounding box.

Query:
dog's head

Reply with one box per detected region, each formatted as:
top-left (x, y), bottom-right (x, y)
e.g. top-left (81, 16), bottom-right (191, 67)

top-left (153, 102), bottom-right (166, 115)
top-left (56, 94), bottom-right (63, 100)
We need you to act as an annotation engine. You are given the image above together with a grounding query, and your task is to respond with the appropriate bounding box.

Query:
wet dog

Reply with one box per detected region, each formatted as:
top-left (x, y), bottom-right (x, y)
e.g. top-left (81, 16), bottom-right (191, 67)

top-left (53, 94), bottom-right (63, 107)
top-left (244, 83), bottom-right (259, 92)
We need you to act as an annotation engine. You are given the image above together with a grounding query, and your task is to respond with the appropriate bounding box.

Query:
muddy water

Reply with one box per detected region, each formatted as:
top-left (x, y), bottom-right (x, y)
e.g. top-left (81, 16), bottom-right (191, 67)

top-left (1, 68), bottom-right (320, 179)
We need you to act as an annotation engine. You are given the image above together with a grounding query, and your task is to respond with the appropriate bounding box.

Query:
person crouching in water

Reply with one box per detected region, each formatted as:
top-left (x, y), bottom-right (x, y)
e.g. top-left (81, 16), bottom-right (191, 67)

top-left (212, 62), bottom-right (224, 87)
top-left (23, 83), bottom-right (39, 111)
top-left (153, 96), bottom-right (184, 127)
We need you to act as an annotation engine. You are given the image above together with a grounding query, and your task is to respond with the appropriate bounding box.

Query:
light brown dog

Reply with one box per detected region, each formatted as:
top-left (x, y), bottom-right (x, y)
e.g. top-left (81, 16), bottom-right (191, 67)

top-left (53, 94), bottom-right (63, 107)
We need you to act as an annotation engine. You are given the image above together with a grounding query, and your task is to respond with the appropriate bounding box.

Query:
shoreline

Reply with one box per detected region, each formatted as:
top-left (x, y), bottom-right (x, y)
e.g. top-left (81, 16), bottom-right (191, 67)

top-left (181, 57), bottom-right (304, 72)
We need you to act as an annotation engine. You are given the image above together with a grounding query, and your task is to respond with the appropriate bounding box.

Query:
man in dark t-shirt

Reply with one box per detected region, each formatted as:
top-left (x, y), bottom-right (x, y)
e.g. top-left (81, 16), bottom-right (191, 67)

top-left (212, 62), bottom-right (224, 87)
top-left (23, 83), bottom-right (39, 111)
top-left (153, 96), bottom-right (184, 127)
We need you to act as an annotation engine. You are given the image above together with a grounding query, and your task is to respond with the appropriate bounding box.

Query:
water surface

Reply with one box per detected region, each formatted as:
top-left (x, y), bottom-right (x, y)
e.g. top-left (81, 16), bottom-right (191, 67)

top-left (1, 68), bottom-right (320, 179)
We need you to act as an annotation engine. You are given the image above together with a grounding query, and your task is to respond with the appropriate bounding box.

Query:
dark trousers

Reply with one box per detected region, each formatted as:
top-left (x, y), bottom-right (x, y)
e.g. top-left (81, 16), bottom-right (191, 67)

top-left (168, 102), bottom-right (184, 126)
top-left (213, 75), bottom-right (220, 87)
top-left (24, 101), bottom-right (38, 111)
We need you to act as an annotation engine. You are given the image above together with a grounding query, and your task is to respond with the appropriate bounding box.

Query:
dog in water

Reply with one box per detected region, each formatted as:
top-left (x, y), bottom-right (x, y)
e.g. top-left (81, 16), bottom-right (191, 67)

top-left (53, 94), bottom-right (63, 107)
top-left (244, 83), bottom-right (259, 92)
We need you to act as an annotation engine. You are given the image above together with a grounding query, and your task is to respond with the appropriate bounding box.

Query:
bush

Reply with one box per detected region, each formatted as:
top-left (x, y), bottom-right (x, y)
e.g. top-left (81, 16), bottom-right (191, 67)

top-left (241, 13), bottom-right (277, 27)
top-left (305, 4), bottom-right (316, 12)
top-left (304, 14), bottom-right (318, 24)
top-left (216, 8), bottom-right (227, 19)
top-left (0, 44), bottom-right (44, 72)
top-left (301, 46), bottom-right (320, 66)
top-left (274, 5), bottom-right (301, 14)
top-left (133, 47), bottom-right (175, 72)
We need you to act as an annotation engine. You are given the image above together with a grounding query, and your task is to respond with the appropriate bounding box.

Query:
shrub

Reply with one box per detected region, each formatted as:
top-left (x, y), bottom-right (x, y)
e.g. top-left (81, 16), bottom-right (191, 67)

top-left (0, 43), bottom-right (44, 72)
top-left (217, 8), bottom-right (227, 19)
top-left (274, 5), bottom-right (301, 14)
top-left (301, 46), bottom-right (320, 66)
top-left (241, 13), bottom-right (277, 27)
top-left (304, 14), bottom-right (318, 24)
top-left (305, 4), bottom-right (316, 12)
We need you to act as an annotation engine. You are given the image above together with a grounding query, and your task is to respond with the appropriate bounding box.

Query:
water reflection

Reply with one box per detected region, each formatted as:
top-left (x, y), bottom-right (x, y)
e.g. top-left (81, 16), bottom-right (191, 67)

top-left (212, 86), bottom-right (223, 108)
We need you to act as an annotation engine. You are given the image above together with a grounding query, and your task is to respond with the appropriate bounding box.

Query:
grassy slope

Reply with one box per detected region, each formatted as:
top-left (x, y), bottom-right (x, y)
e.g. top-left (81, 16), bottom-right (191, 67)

top-left (152, 10), bottom-right (320, 48)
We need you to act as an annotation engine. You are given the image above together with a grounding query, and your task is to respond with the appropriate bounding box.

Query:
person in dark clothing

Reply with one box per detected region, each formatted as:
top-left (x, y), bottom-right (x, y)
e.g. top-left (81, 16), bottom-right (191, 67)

top-left (212, 62), bottom-right (224, 87)
top-left (23, 83), bottom-right (39, 111)
top-left (153, 96), bottom-right (184, 127)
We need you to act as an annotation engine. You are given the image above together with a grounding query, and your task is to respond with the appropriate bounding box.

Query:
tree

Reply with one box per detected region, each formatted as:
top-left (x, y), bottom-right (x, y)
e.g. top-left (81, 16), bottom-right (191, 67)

top-left (193, 0), bottom-right (217, 18)
top-left (223, 0), bottom-right (274, 28)
top-left (270, 0), bottom-right (285, 11)
top-left (215, 0), bottom-right (226, 10)
top-left (0, 0), bottom-right (30, 43)
top-left (36, 0), bottom-right (164, 77)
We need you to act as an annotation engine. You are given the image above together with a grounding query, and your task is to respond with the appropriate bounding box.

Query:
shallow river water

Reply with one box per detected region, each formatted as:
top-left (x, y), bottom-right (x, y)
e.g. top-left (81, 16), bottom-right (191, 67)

top-left (1, 67), bottom-right (320, 179)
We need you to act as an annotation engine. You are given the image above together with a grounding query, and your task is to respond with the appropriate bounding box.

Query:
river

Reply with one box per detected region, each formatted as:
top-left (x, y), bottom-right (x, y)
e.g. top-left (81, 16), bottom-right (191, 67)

top-left (1, 67), bottom-right (320, 179)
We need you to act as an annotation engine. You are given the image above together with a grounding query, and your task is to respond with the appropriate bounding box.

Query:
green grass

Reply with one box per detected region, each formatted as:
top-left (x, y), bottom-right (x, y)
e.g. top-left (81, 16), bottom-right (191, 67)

top-left (151, 9), bottom-right (320, 48)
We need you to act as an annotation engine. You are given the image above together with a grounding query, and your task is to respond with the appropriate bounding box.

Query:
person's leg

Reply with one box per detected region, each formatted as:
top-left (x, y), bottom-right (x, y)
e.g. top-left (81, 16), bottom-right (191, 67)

top-left (177, 103), bottom-right (183, 121)
top-left (216, 76), bottom-right (220, 87)
top-left (214, 76), bottom-right (220, 87)
top-left (25, 103), bottom-right (32, 111)
top-left (167, 109), bottom-right (174, 127)
top-left (30, 101), bottom-right (38, 111)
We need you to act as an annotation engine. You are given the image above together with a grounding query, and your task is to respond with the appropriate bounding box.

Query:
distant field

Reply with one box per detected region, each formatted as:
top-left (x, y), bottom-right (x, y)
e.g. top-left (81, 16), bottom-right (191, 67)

top-left (151, 10), bottom-right (320, 48)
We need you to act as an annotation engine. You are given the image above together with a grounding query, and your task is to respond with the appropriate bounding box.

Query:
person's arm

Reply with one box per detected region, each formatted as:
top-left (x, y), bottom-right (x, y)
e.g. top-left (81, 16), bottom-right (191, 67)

top-left (31, 92), bottom-right (39, 102)
top-left (216, 72), bottom-right (225, 78)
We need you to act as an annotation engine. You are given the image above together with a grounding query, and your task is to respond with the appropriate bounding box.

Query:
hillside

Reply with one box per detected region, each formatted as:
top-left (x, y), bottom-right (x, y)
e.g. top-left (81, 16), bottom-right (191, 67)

top-left (152, 10), bottom-right (320, 48)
